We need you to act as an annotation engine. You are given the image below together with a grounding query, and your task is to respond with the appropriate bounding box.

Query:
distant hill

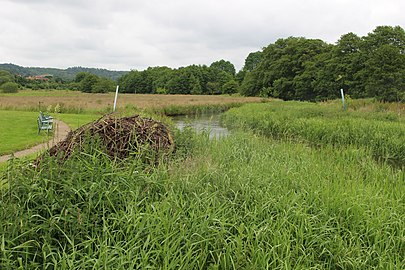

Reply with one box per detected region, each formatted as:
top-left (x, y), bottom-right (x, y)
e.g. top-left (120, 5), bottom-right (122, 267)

top-left (0, 63), bottom-right (128, 81)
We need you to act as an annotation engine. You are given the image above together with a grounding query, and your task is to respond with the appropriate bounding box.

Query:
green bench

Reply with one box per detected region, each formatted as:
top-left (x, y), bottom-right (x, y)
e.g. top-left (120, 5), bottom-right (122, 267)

top-left (38, 111), bottom-right (53, 134)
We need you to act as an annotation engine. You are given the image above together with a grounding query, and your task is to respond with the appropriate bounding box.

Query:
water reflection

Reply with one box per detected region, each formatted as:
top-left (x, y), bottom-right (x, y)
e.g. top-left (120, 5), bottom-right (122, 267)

top-left (172, 114), bottom-right (230, 139)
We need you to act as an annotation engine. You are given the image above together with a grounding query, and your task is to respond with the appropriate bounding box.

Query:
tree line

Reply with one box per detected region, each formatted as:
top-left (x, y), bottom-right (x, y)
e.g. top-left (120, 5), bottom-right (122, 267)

top-left (240, 26), bottom-right (405, 102)
top-left (117, 60), bottom-right (238, 95)
top-left (1, 25), bottom-right (404, 101)
top-left (111, 25), bottom-right (405, 102)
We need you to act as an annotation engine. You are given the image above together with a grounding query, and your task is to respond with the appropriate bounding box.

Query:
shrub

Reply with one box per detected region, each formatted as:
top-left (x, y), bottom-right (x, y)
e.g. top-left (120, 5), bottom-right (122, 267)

top-left (0, 82), bottom-right (19, 93)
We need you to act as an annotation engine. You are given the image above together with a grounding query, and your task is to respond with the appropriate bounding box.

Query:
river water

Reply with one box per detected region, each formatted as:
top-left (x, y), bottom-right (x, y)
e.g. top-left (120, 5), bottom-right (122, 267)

top-left (171, 113), bottom-right (230, 139)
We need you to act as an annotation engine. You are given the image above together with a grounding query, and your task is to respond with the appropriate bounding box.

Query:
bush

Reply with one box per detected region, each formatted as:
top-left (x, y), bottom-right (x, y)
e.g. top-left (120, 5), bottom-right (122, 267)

top-left (222, 80), bottom-right (239, 94)
top-left (0, 82), bottom-right (19, 93)
top-left (92, 78), bottom-right (115, 93)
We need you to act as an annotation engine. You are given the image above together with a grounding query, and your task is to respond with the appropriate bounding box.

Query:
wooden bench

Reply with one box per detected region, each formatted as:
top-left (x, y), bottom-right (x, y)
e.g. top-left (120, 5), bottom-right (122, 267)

top-left (38, 111), bottom-right (53, 134)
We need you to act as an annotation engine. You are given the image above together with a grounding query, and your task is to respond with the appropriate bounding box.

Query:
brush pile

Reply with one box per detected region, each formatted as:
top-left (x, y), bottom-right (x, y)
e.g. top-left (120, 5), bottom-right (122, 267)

top-left (39, 115), bottom-right (174, 162)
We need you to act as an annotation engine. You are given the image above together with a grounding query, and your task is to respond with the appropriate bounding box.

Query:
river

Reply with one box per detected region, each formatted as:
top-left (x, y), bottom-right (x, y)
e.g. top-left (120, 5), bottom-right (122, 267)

top-left (171, 113), bottom-right (230, 139)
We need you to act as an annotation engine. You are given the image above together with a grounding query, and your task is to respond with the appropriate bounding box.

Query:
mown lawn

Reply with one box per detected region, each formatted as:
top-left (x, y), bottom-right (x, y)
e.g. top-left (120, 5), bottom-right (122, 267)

top-left (0, 110), bottom-right (50, 155)
top-left (0, 110), bottom-right (99, 155)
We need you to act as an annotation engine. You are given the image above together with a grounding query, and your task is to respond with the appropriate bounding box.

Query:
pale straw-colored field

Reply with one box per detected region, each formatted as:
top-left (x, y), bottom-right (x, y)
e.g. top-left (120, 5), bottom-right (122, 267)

top-left (0, 90), bottom-right (264, 112)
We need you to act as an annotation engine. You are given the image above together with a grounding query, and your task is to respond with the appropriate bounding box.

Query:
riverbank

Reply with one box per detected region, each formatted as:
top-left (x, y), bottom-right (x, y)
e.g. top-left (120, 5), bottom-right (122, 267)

top-left (1, 99), bottom-right (403, 269)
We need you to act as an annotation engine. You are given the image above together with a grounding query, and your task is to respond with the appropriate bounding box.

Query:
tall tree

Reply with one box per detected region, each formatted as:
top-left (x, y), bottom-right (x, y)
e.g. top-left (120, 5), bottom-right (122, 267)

top-left (210, 60), bottom-right (236, 76)
top-left (0, 70), bottom-right (14, 85)
top-left (242, 37), bottom-right (331, 99)
top-left (79, 73), bottom-right (99, 93)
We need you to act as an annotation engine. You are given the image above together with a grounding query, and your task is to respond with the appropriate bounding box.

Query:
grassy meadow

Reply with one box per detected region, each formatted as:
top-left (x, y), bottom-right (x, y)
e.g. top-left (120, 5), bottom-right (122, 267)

top-left (1, 94), bottom-right (404, 269)
top-left (0, 90), bottom-right (264, 114)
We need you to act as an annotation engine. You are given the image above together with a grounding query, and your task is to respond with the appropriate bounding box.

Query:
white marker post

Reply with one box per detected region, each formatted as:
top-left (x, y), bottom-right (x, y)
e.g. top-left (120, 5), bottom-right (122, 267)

top-left (340, 88), bottom-right (346, 110)
top-left (113, 85), bottom-right (119, 112)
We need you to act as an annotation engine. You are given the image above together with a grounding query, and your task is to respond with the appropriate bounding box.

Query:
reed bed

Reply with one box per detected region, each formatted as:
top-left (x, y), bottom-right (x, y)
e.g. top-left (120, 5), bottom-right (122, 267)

top-left (222, 101), bottom-right (405, 166)
top-left (1, 128), bottom-right (404, 269)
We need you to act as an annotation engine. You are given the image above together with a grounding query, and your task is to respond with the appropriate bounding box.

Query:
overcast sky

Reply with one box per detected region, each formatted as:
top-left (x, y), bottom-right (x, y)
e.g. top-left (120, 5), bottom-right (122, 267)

top-left (0, 0), bottom-right (404, 71)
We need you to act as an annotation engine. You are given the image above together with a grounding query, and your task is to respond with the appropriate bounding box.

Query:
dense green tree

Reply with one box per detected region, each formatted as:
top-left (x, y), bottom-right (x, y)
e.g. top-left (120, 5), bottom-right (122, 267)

top-left (239, 72), bottom-right (258, 96)
top-left (331, 32), bottom-right (364, 97)
top-left (238, 25), bottom-right (405, 102)
top-left (359, 26), bottom-right (405, 101)
top-left (92, 78), bottom-right (115, 93)
top-left (74, 72), bottom-right (88, 83)
top-left (147, 66), bottom-right (172, 93)
top-left (0, 70), bottom-right (14, 85)
top-left (79, 73), bottom-right (99, 93)
top-left (243, 51), bottom-right (263, 72)
top-left (222, 80), bottom-right (239, 94)
top-left (190, 74), bottom-right (202, 94)
top-left (243, 37), bottom-right (331, 99)
top-left (118, 71), bottom-right (140, 93)
top-left (206, 82), bottom-right (221, 95)
top-left (362, 44), bottom-right (405, 102)
top-left (210, 60), bottom-right (236, 76)
top-left (0, 82), bottom-right (19, 93)
top-left (363, 26), bottom-right (405, 52)
top-left (117, 64), bottom-right (236, 95)
top-left (167, 68), bottom-right (194, 94)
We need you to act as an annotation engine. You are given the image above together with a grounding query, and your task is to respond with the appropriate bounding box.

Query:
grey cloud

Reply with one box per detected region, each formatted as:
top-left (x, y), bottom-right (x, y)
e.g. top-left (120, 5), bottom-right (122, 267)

top-left (0, 0), bottom-right (404, 71)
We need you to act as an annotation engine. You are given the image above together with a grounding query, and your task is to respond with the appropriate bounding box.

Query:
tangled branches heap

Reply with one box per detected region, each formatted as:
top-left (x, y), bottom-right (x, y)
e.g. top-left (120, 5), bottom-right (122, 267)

top-left (39, 115), bottom-right (174, 162)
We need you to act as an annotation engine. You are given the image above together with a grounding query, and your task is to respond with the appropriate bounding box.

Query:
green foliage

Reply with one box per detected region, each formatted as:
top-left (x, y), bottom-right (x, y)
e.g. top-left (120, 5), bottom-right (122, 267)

top-left (74, 72), bottom-right (88, 83)
top-left (221, 80), bottom-right (239, 94)
top-left (91, 77), bottom-right (115, 93)
top-left (222, 101), bottom-right (405, 166)
top-left (242, 37), bottom-right (332, 99)
top-left (239, 25), bottom-right (405, 102)
top-left (362, 45), bottom-right (405, 102)
top-left (0, 82), bottom-right (19, 93)
top-left (0, 70), bottom-right (14, 85)
top-left (210, 59), bottom-right (236, 76)
top-left (78, 73), bottom-right (99, 93)
top-left (155, 87), bottom-right (167, 94)
top-left (119, 64), bottom-right (236, 95)
top-left (243, 51), bottom-right (263, 72)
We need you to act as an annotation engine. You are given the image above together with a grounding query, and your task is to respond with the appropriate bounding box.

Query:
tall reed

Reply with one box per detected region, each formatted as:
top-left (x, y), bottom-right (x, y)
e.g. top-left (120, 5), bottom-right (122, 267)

top-left (1, 129), bottom-right (404, 269)
top-left (222, 102), bottom-right (405, 166)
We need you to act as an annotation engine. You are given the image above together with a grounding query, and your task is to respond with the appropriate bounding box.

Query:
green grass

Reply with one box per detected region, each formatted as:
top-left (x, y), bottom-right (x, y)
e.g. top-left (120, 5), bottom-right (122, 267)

top-left (0, 89), bottom-right (81, 97)
top-left (1, 129), bottom-right (404, 269)
top-left (1, 100), bottom-right (404, 268)
top-left (146, 102), bottom-right (247, 116)
top-left (0, 110), bottom-right (99, 156)
top-left (0, 110), bottom-right (51, 155)
top-left (222, 101), bottom-right (405, 166)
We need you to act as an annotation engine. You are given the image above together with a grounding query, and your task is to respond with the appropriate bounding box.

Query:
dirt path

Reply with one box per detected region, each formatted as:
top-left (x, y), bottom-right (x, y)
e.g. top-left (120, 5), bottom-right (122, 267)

top-left (0, 120), bottom-right (71, 163)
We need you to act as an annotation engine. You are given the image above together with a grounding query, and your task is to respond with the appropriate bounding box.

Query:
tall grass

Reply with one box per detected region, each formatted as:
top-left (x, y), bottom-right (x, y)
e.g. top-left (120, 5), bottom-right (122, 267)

top-left (222, 102), bottom-right (405, 166)
top-left (1, 129), bottom-right (404, 269)
top-left (147, 102), bottom-right (246, 116)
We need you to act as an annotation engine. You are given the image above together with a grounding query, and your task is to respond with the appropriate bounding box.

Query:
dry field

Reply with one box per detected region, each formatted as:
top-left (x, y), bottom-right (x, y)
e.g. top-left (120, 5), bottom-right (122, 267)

top-left (0, 90), bottom-right (264, 112)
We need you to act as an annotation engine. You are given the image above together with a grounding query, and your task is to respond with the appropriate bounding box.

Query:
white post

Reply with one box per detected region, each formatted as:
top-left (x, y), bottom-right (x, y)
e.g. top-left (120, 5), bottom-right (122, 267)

top-left (113, 85), bottom-right (119, 112)
top-left (340, 88), bottom-right (346, 110)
